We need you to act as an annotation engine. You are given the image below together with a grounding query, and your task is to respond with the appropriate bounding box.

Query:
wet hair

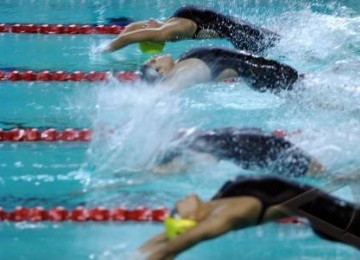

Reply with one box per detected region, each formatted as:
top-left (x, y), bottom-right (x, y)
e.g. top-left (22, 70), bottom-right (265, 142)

top-left (140, 64), bottom-right (163, 84)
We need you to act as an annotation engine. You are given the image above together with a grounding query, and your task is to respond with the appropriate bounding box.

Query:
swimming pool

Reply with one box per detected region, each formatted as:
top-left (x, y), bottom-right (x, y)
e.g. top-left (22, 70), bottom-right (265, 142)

top-left (1, 0), bottom-right (360, 259)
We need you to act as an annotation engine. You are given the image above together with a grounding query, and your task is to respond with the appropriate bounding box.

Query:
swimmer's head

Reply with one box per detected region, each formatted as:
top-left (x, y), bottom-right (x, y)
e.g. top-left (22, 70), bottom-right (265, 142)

top-left (140, 64), bottom-right (163, 83)
top-left (140, 54), bottom-right (175, 84)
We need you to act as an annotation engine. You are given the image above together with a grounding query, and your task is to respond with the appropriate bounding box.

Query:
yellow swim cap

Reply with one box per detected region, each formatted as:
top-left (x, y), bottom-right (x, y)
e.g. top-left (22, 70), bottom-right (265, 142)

top-left (164, 217), bottom-right (197, 239)
top-left (139, 41), bottom-right (165, 53)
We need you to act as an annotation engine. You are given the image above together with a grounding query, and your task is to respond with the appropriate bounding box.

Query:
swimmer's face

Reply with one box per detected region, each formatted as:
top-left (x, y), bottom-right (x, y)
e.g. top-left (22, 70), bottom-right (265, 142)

top-left (175, 194), bottom-right (203, 220)
top-left (146, 54), bottom-right (175, 76)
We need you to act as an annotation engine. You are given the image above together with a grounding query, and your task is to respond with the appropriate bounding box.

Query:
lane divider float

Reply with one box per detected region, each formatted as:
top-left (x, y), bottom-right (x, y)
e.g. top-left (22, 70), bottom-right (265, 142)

top-left (0, 23), bottom-right (124, 35)
top-left (0, 128), bottom-right (92, 142)
top-left (0, 206), bottom-right (168, 222)
top-left (0, 70), bottom-right (139, 82)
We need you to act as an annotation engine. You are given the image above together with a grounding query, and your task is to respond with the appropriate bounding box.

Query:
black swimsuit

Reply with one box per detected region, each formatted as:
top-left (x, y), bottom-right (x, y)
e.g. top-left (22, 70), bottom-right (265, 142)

top-left (158, 128), bottom-right (311, 177)
top-left (172, 5), bottom-right (279, 53)
top-left (178, 47), bottom-right (299, 92)
top-left (213, 176), bottom-right (360, 249)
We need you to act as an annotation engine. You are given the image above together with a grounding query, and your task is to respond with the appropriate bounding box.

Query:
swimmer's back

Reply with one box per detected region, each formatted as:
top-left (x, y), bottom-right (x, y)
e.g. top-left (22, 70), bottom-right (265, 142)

top-left (172, 5), bottom-right (279, 53)
top-left (178, 47), bottom-right (299, 92)
top-left (186, 127), bottom-right (310, 176)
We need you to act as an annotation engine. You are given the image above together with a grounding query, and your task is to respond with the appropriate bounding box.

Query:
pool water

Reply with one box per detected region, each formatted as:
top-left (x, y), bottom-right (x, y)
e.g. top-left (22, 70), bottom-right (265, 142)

top-left (1, 0), bottom-right (360, 259)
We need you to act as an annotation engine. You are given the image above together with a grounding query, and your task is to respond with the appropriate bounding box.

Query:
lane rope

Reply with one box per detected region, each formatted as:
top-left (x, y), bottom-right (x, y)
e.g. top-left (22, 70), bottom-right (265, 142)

top-left (0, 206), bottom-right (303, 224)
top-left (0, 206), bottom-right (168, 222)
top-left (0, 23), bottom-right (124, 35)
top-left (0, 70), bottom-right (244, 83)
top-left (0, 128), bottom-right (92, 142)
top-left (0, 128), bottom-right (297, 142)
top-left (0, 70), bottom-right (139, 82)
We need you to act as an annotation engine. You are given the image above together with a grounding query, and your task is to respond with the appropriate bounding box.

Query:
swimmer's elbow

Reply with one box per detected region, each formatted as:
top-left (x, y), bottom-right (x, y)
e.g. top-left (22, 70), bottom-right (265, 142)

top-left (204, 218), bottom-right (235, 239)
top-left (155, 29), bottom-right (174, 41)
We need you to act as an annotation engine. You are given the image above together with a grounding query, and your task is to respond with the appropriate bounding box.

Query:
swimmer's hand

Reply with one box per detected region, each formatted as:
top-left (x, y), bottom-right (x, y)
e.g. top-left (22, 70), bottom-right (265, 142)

top-left (94, 41), bottom-right (113, 53)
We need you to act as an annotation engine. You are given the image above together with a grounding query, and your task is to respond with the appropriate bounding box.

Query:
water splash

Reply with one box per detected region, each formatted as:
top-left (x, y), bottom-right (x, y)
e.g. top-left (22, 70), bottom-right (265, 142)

top-left (84, 78), bottom-right (183, 183)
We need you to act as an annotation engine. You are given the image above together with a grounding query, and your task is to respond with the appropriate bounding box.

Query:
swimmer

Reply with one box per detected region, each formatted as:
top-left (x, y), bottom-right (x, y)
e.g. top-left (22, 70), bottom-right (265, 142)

top-left (139, 46), bottom-right (299, 92)
top-left (105, 5), bottom-right (279, 53)
top-left (140, 175), bottom-right (360, 259)
top-left (153, 127), bottom-right (323, 177)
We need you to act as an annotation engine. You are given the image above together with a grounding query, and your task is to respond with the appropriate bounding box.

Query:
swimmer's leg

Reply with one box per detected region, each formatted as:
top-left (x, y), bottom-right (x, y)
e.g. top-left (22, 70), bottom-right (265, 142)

top-left (221, 15), bottom-right (280, 53)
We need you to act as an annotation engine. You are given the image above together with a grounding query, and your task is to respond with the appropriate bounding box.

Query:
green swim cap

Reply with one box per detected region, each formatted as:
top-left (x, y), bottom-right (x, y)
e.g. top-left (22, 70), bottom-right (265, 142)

top-left (164, 217), bottom-right (197, 239)
top-left (139, 41), bottom-right (165, 53)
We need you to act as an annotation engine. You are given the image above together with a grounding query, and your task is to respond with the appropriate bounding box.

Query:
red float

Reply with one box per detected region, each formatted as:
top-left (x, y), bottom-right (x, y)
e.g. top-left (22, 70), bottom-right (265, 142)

top-left (151, 207), bottom-right (169, 222)
top-left (24, 24), bottom-right (37, 33)
top-left (79, 25), bottom-right (93, 34)
top-left (53, 71), bottom-right (69, 81)
top-left (11, 24), bottom-right (23, 33)
top-left (0, 71), bottom-right (5, 80)
top-left (111, 207), bottom-right (126, 221)
top-left (28, 207), bottom-right (48, 221)
top-left (68, 24), bottom-right (80, 34)
top-left (85, 71), bottom-right (107, 81)
top-left (8, 71), bottom-right (22, 81)
top-left (9, 128), bottom-right (25, 141)
top-left (25, 128), bottom-right (41, 141)
top-left (0, 24), bottom-right (9, 33)
top-left (69, 206), bottom-right (90, 221)
top-left (70, 71), bottom-right (85, 81)
top-left (21, 71), bottom-right (36, 81)
top-left (90, 207), bottom-right (110, 221)
top-left (36, 70), bottom-right (52, 81)
top-left (9, 207), bottom-right (30, 221)
top-left (108, 25), bottom-right (122, 34)
top-left (47, 207), bottom-right (68, 221)
top-left (0, 208), bottom-right (5, 220)
top-left (39, 24), bottom-right (51, 34)
top-left (126, 207), bottom-right (151, 221)
top-left (41, 128), bottom-right (57, 141)
top-left (78, 129), bottom-right (92, 141)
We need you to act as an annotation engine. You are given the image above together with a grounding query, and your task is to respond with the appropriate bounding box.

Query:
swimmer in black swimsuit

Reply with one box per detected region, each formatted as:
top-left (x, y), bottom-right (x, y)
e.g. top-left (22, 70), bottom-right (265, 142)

top-left (153, 127), bottom-right (323, 176)
top-left (140, 175), bottom-right (360, 259)
top-left (140, 47), bottom-right (299, 92)
top-left (105, 5), bottom-right (279, 53)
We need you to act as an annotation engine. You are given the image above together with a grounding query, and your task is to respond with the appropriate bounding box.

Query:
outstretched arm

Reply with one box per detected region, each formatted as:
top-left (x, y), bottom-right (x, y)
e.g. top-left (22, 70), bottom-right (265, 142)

top-left (105, 19), bottom-right (196, 52)
top-left (141, 197), bottom-right (264, 260)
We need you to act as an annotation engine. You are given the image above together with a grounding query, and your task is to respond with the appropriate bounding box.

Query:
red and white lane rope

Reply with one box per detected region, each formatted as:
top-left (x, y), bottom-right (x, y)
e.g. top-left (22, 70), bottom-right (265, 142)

top-left (0, 206), bottom-right (168, 222)
top-left (0, 23), bottom-right (124, 34)
top-left (0, 128), bottom-right (92, 142)
top-left (0, 206), bottom-right (304, 224)
top-left (0, 128), bottom-right (297, 142)
top-left (0, 70), bottom-right (139, 82)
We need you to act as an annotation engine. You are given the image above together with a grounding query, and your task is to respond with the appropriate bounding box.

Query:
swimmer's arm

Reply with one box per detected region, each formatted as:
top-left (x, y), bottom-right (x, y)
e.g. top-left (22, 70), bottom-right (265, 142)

top-left (160, 59), bottom-right (212, 89)
top-left (163, 199), bottom-right (263, 258)
top-left (161, 217), bottom-right (236, 259)
top-left (140, 232), bottom-right (168, 252)
top-left (105, 19), bottom-right (195, 52)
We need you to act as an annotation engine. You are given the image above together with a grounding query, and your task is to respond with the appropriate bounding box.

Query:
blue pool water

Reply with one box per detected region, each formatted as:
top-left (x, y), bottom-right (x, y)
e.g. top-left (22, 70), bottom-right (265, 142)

top-left (1, 0), bottom-right (360, 259)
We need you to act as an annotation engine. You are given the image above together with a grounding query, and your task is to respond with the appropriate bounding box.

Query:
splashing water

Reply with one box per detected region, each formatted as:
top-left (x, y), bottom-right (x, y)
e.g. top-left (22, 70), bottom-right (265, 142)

top-left (83, 79), bottom-right (183, 183)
